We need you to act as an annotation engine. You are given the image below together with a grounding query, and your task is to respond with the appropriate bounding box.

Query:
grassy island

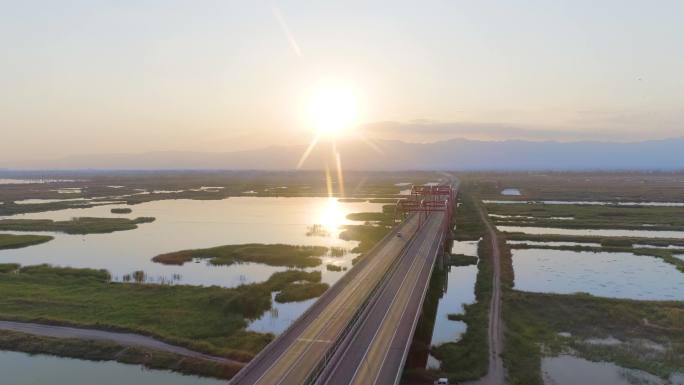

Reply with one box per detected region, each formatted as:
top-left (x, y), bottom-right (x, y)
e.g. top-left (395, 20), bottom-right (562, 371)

top-left (0, 234), bottom-right (53, 249)
top-left (487, 202), bottom-right (684, 231)
top-left (0, 217), bottom-right (155, 234)
top-left (340, 225), bottom-right (393, 254)
top-left (110, 207), bottom-right (133, 214)
top-left (345, 212), bottom-right (388, 222)
top-left (152, 244), bottom-right (329, 267)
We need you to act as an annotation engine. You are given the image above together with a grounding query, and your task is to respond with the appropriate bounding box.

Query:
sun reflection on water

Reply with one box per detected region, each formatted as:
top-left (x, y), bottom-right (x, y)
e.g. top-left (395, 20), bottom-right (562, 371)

top-left (318, 198), bottom-right (346, 235)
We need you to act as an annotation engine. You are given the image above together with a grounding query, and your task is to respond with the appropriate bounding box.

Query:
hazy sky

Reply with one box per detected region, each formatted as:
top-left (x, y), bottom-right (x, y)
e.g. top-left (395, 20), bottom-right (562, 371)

top-left (2, 1), bottom-right (683, 161)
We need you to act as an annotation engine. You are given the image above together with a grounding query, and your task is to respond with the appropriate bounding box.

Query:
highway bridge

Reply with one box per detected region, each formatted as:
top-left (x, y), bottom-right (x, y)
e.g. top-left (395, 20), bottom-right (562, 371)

top-left (231, 185), bottom-right (457, 385)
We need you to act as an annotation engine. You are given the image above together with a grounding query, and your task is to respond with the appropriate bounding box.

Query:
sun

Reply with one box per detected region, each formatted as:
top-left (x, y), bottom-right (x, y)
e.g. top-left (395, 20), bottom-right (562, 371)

top-left (318, 197), bottom-right (345, 234)
top-left (308, 85), bottom-right (358, 138)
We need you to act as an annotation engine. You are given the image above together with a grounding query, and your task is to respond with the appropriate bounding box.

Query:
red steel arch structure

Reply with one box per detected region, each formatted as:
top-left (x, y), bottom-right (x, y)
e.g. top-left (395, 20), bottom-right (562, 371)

top-left (395, 184), bottom-right (456, 235)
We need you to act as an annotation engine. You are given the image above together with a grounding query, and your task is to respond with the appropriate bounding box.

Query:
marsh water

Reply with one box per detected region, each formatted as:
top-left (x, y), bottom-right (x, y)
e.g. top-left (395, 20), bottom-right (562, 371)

top-left (507, 240), bottom-right (601, 248)
top-left (512, 248), bottom-right (684, 300)
top-left (0, 196), bottom-right (387, 382)
top-left (542, 355), bottom-right (684, 385)
top-left (430, 241), bottom-right (479, 346)
top-left (501, 188), bottom-right (521, 196)
top-left (0, 350), bottom-right (225, 385)
top-left (498, 225), bottom-right (684, 239)
top-left (422, 241), bottom-right (479, 369)
top-left (247, 293), bottom-right (318, 334)
top-left (0, 197), bottom-right (383, 287)
top-left (430, 265), bottom-right (477, 345)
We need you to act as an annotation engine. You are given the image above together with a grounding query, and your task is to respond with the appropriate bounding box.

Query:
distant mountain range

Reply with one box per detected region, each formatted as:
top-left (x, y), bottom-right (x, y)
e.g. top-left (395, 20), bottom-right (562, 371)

top-left (4, 138), bottom-right (684, 170)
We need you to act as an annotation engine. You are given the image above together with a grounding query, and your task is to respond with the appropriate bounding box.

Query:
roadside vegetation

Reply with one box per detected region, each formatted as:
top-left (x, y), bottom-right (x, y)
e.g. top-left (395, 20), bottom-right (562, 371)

top-left (0, 264), bottom-right (326, 362)
top-left (448, 253), bottom-right (478, 266)
top-left (152, 244), bottom-right (329, 267)
top-left (0, 234), bottom-right (53, 249)
top-left (0, 217), bottom-right (155, 234)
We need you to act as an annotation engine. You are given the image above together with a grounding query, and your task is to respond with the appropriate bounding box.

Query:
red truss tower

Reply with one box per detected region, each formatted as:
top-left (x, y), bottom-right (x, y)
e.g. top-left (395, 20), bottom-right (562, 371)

top-left (395, 184), bottom-right (456, 234)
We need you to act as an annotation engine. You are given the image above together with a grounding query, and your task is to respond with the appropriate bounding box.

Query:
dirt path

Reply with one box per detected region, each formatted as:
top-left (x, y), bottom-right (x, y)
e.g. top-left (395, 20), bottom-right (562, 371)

top-left (0, 320), bottom-right (243, 366)
top-left (468, 203), bottom-right (507, 385)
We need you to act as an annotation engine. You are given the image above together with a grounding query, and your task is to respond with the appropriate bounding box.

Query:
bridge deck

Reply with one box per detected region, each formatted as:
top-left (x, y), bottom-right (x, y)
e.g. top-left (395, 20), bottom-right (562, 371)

top-left (319, 213), bottom-right (445, 385)
top-left (231, 214), bottom-right (423, 385)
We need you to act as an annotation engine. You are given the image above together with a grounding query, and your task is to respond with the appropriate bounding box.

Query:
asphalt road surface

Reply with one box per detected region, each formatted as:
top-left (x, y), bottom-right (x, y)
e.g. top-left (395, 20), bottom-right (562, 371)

top-left (320, 213), bottom-right (444, 385)
top-left (231, 214), bottom-right (422, 385)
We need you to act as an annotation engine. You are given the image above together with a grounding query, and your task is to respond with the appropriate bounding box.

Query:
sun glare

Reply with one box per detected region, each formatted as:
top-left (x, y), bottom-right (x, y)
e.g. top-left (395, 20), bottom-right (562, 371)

top-left (308, 85), bottom-right (358, 138)
top-left (318, 197), bottom-right (346, 234)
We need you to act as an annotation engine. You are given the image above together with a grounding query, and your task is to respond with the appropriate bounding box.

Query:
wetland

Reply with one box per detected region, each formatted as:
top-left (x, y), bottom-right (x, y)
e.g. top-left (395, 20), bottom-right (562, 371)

top-left (0, 171), bottom-right (429, 382)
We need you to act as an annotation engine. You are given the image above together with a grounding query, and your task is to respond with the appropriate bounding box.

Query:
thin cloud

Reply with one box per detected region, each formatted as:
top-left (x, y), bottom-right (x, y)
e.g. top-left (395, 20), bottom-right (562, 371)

top-left (360, 120), bottom-right (682, 143)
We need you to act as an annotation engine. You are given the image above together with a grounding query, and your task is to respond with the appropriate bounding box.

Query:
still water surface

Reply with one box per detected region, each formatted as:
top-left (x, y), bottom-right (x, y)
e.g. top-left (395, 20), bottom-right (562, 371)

top-left (425, 241), bottom-right (479, 369)
top-left (507, 240), bottom-right (601, 248)
top-left (0, 197), bottom-right (383, 287)
top-left (500, 188), bottom-right (521, 196)
top-left (499, 225), bottom-right (684, 239)
top-left (542, 355), bottom-right (684, 385)
top-left (429, 264), bottom-right (477, 346)
top-left (450, 239), bottom-right (479, 256)
top-left (513, 248), bottom-right (684, 300)
top-left (247, 292), bottom-right (317, 334)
